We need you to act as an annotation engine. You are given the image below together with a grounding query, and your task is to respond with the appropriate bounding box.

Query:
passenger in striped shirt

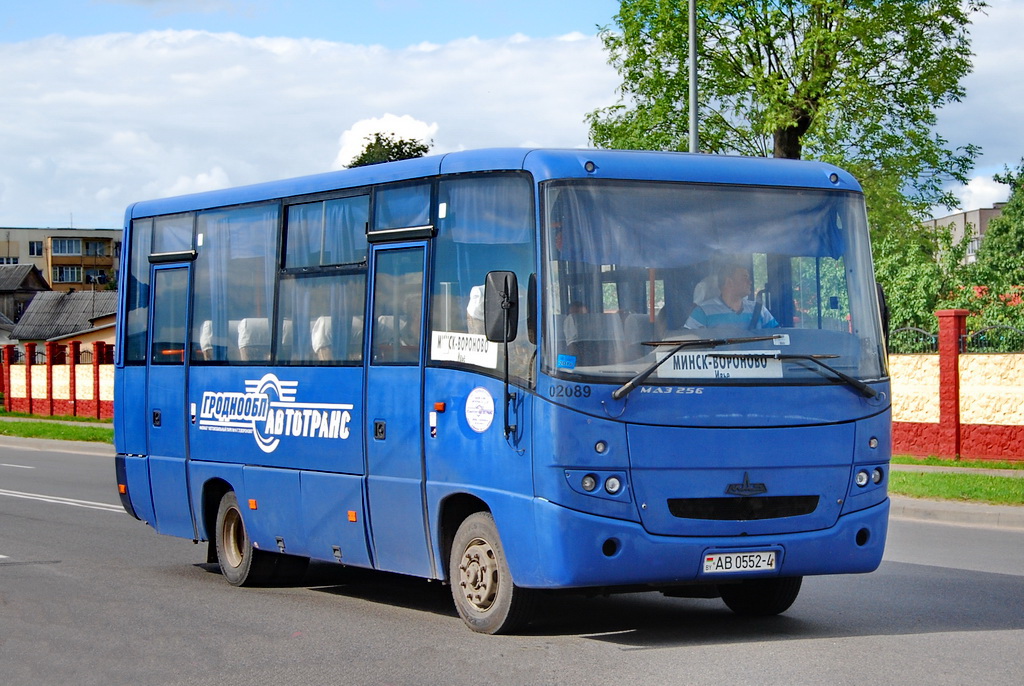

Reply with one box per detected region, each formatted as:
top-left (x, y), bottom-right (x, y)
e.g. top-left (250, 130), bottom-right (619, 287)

top-left (684, 264), bottom-right (779, 330)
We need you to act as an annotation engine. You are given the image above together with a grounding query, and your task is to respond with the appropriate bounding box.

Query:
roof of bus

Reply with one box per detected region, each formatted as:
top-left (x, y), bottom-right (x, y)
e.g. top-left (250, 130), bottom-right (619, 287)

top-left (125, 148), bottom-right (862, 222)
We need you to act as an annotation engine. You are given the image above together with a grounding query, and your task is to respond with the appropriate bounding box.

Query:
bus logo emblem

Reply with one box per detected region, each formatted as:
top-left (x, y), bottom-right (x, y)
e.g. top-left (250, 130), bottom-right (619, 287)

top-left (198, 373), bottom-right (353, 454)
top-left (725, 472), bottom-right (767, 497)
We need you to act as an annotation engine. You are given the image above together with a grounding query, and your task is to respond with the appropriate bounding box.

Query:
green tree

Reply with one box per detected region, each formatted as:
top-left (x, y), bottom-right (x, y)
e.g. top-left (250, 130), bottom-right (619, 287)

top-left (960, 163), bottom-right (1024, 335)
top-left (588, 0), bottom-right (984, 212)
top-left (347, 132), bottom-right (431, 168)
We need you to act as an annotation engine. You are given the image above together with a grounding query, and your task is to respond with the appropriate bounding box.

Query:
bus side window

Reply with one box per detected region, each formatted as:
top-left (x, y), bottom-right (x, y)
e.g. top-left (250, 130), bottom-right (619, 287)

top-left (190, 204), bottom-right (279, 365)
top-left (431, 174), bottom-right (536, 384)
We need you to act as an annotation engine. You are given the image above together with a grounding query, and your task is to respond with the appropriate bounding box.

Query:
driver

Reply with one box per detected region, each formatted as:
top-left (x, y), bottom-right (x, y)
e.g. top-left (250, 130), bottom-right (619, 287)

top-left (685, 264), bottom-right (779, 330)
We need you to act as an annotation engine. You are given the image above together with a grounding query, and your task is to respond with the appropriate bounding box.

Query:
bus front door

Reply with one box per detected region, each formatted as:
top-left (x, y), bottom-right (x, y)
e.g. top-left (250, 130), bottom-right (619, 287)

top-left (145, 263), bottom-right (196, 539)
top-left (365, 244), bottom-right (433, 577)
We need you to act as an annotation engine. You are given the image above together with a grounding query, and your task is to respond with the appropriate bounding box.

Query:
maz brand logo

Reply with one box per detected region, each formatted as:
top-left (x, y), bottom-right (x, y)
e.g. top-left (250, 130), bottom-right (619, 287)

top-left (725, 472), bottom-right (768, 497)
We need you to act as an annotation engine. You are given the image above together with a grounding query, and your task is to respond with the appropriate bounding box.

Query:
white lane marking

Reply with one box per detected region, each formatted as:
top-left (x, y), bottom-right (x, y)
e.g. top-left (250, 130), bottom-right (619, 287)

top-left (0, 440), bottom-right (113, 457)
top-left (0, 488), bottom-right (123, 512)
top-left (1, 463), bottom-right (35, 469)
top-left (0, 554), bottom-right (8, 559)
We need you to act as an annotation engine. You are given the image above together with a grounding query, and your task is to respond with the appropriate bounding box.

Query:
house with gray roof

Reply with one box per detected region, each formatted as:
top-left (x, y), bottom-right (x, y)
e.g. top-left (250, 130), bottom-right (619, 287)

top-left (0, 264), bottom-right (50, 323)
top-left (10, 290), bottom-right (119, 345)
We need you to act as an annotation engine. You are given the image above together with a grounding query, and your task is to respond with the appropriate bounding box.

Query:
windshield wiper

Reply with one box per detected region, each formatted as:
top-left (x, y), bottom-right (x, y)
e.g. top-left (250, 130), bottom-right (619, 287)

top-left (707, 351), bottom-right (878, 399)
top-left (611, 335), bottom-right (782, 400)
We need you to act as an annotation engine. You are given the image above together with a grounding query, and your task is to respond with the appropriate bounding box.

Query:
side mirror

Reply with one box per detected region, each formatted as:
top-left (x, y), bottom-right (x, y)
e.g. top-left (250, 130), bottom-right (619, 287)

top-left (877, 282), bottom-right (890, 345)
top-left (484, 271), bottom-right (519, 343)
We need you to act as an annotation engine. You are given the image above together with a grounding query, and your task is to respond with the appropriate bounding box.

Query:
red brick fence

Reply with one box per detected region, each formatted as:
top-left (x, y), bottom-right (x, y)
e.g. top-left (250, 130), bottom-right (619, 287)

top-left (0, 311), bottom-right (1021, 460)
top-left (892, 309), bottom-right (1024, 461)
top-left (0, 342), bottom-right (114, 419)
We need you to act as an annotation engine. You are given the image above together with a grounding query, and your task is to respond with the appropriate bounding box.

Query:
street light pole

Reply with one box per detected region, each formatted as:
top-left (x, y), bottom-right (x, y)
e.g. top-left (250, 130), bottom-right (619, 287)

top-left (688, 0), bottom-right (699, 153)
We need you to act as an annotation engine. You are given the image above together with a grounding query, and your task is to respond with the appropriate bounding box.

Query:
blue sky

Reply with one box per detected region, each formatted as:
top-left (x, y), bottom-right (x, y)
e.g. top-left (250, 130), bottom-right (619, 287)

top-left (0, 0), bottom-right (1019, 228)
top-left (0, 0), bottom-right (621, 47)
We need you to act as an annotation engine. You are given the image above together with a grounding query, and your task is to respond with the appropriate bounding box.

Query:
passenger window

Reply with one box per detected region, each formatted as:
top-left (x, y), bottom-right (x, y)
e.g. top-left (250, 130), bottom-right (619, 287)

top-left (375, 183), bottom-right (431, 230)
top-left (285, 196), bottom-right (368, 268)
top-left (278, 196), bottom-right (369, 365)
top-left (277, 274), bottom-right (366, 364)
top-left (190, 204), bottom-right (279, 364)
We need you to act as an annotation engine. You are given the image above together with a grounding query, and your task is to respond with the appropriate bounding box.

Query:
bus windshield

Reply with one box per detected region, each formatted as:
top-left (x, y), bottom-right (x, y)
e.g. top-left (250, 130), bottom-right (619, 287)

top-left (542, 179), bottom-right (886, 386)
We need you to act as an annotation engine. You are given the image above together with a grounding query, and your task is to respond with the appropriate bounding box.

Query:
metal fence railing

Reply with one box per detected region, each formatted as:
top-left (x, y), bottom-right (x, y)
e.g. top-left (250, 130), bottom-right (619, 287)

top-left (889, 325), bottom-right (1024, 354)
top-left (889, 327), bottom-right (937, 354)
top-left (961, 325), bottom-right (1024, 353)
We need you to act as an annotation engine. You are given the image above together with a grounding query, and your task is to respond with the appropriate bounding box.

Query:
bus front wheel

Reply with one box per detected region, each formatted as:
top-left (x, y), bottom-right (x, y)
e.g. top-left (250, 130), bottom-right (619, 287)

top-left (449, 512), bottom-right (536, 634)
top-left (719, 576), bottom-right (803, 616)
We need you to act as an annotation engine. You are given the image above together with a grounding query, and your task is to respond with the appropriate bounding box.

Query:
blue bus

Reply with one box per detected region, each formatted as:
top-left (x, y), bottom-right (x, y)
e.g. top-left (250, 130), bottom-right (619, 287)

top-left (114, 148), bottom-right (890, 634)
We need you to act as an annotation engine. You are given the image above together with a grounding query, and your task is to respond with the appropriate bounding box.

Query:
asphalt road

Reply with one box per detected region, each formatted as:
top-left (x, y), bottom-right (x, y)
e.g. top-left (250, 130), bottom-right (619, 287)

top-left (1, 438), bottom-right (1022, 686)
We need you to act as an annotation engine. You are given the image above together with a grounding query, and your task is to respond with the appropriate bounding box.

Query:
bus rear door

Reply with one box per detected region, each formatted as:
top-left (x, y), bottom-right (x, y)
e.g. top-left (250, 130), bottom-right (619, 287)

top-left (365, 244), bottom-right (433, 576)
top-left (146, 262), bottom-right (196, 539)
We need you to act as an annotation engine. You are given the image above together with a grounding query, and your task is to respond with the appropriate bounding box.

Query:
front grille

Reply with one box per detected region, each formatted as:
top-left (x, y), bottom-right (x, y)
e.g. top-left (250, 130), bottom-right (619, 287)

top-left (667, 495), bottom-right (819, 521)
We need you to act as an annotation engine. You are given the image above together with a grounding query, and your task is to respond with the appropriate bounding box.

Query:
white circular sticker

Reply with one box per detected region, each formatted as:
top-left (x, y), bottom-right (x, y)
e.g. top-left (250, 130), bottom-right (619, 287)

top-left (465, 387), bottom-right (495, 434)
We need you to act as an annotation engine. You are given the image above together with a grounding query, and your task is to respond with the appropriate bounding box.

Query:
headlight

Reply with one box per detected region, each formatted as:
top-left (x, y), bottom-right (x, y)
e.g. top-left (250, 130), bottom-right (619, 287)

top-left (855, 470), bottom-right (870, 487)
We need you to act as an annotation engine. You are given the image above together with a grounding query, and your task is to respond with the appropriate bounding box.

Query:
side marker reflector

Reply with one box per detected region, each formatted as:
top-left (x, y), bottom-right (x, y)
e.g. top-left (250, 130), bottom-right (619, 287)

top-left (248, 499), bottom-right (258, 510)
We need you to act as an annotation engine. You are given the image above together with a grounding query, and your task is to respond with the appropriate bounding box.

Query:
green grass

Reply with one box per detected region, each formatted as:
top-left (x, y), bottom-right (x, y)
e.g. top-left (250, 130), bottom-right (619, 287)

top-left (889, 471), bottom-right (1024, 506)
top-left (0, 409), bottom-right (112, 424)
top-left (0, 418), bottom-right (1019, 504)
top-left (892, 455), bottom-right (1024, 470)
top-left (0, 419), bottom-right (114, 443)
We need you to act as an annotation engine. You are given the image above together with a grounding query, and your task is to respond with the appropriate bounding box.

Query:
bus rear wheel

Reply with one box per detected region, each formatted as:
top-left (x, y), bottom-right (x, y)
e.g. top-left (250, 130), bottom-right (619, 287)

top-left (215, 490), bottom-right (277, 586)
top-left (719, 576), bottom-right (803, 616)
top-left (449, 512), bottom-right (536, 634)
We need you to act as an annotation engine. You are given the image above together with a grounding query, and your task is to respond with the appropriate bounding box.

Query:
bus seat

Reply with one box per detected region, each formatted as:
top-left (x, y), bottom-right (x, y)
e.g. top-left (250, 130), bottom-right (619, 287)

top-left (693, 274), bottom-right (718, 306)
top-left (238, 318), bottom-right (271, 361)
top-left (563, 313), bottom-right (625, 365)
top-left (624, 313), bottom-right (656, 359)
top-left (466, 285), bottom-right (485, 335)
top-left (199, 319), bottom-right (241, 361)
top-left (311, 316), bottom-right (333, 361)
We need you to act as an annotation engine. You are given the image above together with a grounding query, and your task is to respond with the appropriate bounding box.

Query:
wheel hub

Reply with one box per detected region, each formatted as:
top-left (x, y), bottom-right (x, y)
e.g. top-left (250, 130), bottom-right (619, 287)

top-left (458, 538), bottom-right (498, 611)
top-left (222, 506), bottom-right (245, 569)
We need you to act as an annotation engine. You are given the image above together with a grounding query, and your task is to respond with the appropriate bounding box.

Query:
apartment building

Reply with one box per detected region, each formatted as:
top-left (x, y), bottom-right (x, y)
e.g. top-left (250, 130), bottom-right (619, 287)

top-left (0, 227), bottom-right (122, 292)
top-left (922, 203), bottom-right (1005, 264)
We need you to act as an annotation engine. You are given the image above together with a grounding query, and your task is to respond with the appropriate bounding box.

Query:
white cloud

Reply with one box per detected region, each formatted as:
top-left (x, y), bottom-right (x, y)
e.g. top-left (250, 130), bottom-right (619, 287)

top-left (950, 175), bottom-right (1012, 212)
top-left (158, 166), bottom-right (232, 197)
top-left (0, 30), bottom-right (618, 227)
top-left (332, 114), bottom-right (439, 170)
top-left (935, 1), bottom-right (1024, 193)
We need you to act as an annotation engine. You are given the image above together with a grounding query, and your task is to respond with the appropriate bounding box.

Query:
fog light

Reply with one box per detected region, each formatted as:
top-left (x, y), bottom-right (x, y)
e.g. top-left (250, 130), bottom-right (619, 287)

top-left (855, 470), bottom-right (870, 487)
top-left (872, 467), bottom-right (884, 484)
top-left (604, 476), bottom-right (622, 494)
top-left (582, 474), bottom-right (598, 492)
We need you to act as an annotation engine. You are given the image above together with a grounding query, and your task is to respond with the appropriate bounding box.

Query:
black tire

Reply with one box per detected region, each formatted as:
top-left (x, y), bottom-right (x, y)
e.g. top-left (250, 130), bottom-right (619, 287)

top-left (449, 512), bottom-right (536, 634)
top-left (719, 576), bottom-right (803, 616)
top-left (214, 491), bottom-right (277, 586)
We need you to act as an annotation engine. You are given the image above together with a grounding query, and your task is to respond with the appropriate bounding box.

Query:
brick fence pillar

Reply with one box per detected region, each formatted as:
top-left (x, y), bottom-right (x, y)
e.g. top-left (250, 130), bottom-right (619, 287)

top-left (936, 309), bottom-right (968, 459)
top-left (1, 344), bottom-right (13, 411)
top-left (24, 342), bottom-right (36, 415)
top-left (93, 341), bottom-right (104, 419)
top-left (69, 340), bottom-right (81, 417)
top-left (45, 341), bottom-right (59, 416)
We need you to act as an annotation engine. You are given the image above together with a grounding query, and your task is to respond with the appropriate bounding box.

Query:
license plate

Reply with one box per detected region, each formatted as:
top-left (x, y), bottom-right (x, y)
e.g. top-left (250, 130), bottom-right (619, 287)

top-left (703, 551), bottom-right (776, 574)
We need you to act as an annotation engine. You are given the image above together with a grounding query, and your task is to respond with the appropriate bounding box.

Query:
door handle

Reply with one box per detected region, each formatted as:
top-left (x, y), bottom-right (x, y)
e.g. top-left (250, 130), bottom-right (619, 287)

top-left (152, 410), bottom-right (162, 427)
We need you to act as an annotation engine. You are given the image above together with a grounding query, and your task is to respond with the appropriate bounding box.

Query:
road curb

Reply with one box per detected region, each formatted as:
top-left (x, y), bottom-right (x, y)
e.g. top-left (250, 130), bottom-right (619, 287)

top-left (890, 495), bottom-right (1024, 531)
